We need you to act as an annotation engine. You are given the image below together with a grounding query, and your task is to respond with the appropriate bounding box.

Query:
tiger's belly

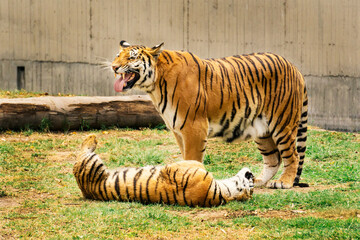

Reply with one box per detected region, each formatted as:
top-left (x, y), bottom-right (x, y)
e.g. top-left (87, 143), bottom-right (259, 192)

top-left (208, 116), bottom-right (268, 142)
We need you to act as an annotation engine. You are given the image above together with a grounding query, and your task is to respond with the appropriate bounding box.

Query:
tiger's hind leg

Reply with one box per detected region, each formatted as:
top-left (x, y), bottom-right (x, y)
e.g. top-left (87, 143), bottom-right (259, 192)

top-left (267, 128), bottom-right (299, 189)
top-left (254, 136), bottom-right (282, 187)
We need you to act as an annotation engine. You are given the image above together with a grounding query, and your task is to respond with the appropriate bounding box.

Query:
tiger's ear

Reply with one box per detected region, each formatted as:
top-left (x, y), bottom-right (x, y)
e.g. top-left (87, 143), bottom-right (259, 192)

top-left (119, 40), bottom-right (131, 49)
top-left (149, 42), bottom-right (164, 58)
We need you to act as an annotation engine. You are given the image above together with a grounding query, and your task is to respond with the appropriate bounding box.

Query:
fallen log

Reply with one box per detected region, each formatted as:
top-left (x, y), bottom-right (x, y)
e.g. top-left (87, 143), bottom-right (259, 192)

top-left (0, 95), bottom-right (164, 131)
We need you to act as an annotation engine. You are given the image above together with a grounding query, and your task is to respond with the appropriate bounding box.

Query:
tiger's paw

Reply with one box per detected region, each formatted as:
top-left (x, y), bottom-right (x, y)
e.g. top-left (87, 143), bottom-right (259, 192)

top-left (236, 168), bottom-right (255, 197)
top-left (253, 178), bottom-right (267, 187)
top-left (266, 180), bottom-right (292, 189)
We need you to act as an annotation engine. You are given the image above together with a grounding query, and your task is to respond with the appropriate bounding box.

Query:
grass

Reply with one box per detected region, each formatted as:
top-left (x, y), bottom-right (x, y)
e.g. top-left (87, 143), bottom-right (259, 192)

top-left (0, 127), bottom-right (359, 239)
top-left (0, 89), bottom-right (75, 98)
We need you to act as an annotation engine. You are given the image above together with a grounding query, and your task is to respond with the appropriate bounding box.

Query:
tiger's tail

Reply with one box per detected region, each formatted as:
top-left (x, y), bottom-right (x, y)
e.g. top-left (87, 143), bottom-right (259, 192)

top-left (293, 86), bottom-right (309, 187)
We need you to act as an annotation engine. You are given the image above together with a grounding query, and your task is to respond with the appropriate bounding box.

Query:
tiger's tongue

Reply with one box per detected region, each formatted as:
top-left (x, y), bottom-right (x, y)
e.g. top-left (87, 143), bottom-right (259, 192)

top-left (114, 73), bottom-right (132, 92)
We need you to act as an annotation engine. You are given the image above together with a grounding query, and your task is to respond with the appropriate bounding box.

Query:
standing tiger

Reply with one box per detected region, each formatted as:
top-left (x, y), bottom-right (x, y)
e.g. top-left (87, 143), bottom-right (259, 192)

top-left (111, 41), bottom-right (308, 189)
top-left (73, 134), bottom-right (254, 207)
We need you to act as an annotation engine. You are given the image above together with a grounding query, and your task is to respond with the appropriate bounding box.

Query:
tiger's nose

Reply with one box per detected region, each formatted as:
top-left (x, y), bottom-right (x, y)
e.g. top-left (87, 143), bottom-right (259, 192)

top-left (112, 66), bottom-right (120, 72)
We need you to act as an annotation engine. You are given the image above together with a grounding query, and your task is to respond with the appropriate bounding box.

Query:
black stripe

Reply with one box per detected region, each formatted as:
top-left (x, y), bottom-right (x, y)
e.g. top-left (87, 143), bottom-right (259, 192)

top-left (254, 55), bottom-right (267, 71)
top-left (273, 55), bottom-right (285, 74)
top-left (181, 168), bottom-right (190, 187)
top-left (103, 178), bottom-right (109, 201)
top-left (172, 190), bottom-right (178, 205)
top-left (139, 74), bottom-right (148, 85)
top-left (162, 53), bottom-right (170, 64)
top-left (161, 80), bottom-right (168, 114)
top-left (203, 172), bottom-right (209, 181)
top-left (265, 54), bottom-right (278, 89)
top-left (180, 107), bottom-right (191, 130)
top-left (280, 146), bottom-right (292, 155)
top-left (139, 184), bottom-right (144, 203)
top-left (164, 188), bottom-right (170, 204)
top-left (182, 174), bottom-right (191, 206)
top-left (279, 65), bottom-right (288, 103)
top-left (232, 56), bottom-right (246, 88)
top-left (216, 60), bottom-right (226, 91)
top-left (220, 112), bottom-right (227, 125)
top-left (244, 94), bottom-right (251, 118)
top-left (133, 169), bottom-right (144, 200)
top-left (227, 118), bottom-right (244, 143)
top-left (158, 77), bottom-right (165, 107)
top-left (283, 155), bottom-right (294, 163)
top-left (297, 146), bottom-right (306, 153)
top-left (262, 149), bottom-right (278, 156)
top-left (171, 78), bottom-right (178, 104)
top-left (202, 181), bottom-right (213, 206)
top-left (145, 167), bottom-right (156, 202)
top-left (243, 60), bottom-right (255, 84)
top-left (212, 182), bottom-right (218, 200)
top-left (275, 134), bottom-right (287, 146)
top-left (114, 173), bottom-right (122, 201)
top-left (172, 169), bottom-right (179, 194)
top-left (110, 192), bottom-right (117, 201)
top-left (297, 126), bottom-right (308, 135)
top-left (274, 98), bottom-right (295, 139)
top-left (191, 168), bottom-right (199, 178)
top-left (173, 100), bottom-right (180, 128)
top-left (297, 136), bottom-right (307, 142)
top-left (303, 99), bottom-right (308, 106)
top-left (94, 170), bottom-right (105, 200)
top-left (189, 53), bottom-right (202, 108)
top-left (125, 185), bottom-right (130, 201)
top-left (97, 178), bottom-right (105, 201)
top-left (204, 64), bottom-right (208, 92)
top-left (215, 119), bottom-right (229, 137)
top-left (123, 169), bottom-right (128, 183)
top-left (159, 192), bottom-right (163, 203)
top-left (193, 94), bottom-right (202, 121)
top-left (219, 83), bottom-right (224, 109)
top-left (79, 153), bottom-right (96, 182)
top-left (209, 63), bottom-right (214, 90)
top-left (154, 174), bottom-right (161, 194)
top-left (296, 168), bottom-right (303, 177)
top-left (245, 56), bottom-right (260, 83)
top-left (263, 57), bottom-right (273, 77)
top-left (79, 156), bottom-right (97, 188)
top-left (255, 84), bottom-right (262, 116)
top-left (163, 51), bottom-right (173, 63)
top-left (258, 134), bottom-right (271, 140)
top-left (217, 60), bottom-right (233, 93)
top-left (231, 102), bottom-right (236, 122)
top-left (92, 163), bottom-right (104, 185)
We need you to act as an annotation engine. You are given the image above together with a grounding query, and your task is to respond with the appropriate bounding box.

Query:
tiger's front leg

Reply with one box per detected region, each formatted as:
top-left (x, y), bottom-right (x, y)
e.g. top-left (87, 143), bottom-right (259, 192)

top-left (176, 119), bottom-right (209, 162)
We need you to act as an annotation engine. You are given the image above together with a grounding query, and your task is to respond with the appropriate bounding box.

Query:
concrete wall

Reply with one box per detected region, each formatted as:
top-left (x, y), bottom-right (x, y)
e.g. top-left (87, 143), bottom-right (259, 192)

top-left (0, 0), bottom-right (359, 131)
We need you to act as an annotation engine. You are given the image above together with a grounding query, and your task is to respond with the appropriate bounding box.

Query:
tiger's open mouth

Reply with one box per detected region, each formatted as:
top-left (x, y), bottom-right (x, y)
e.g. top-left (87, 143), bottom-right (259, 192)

top-left (114, 70), bottom-right (140, 92)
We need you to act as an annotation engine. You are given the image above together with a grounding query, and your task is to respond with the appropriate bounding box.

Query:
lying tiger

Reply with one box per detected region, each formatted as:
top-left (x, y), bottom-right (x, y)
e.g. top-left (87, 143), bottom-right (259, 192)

top-left (73, 135), bottom-right (254, 207)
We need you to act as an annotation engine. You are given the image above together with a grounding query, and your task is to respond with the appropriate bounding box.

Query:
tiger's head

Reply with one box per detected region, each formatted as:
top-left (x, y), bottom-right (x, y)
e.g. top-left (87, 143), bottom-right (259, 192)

top-left (111, 41), bottom-right (163, 92)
